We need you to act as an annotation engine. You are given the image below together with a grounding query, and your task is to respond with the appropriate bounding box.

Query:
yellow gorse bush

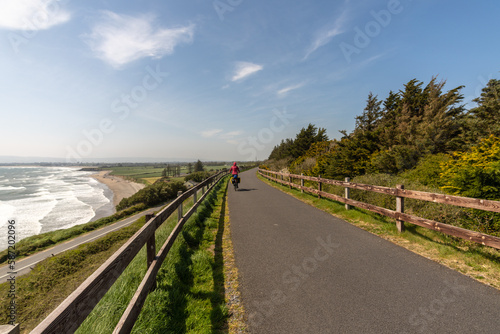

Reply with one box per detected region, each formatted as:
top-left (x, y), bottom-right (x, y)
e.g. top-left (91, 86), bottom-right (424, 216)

top-left (440, 135), bottom-right (500, 199)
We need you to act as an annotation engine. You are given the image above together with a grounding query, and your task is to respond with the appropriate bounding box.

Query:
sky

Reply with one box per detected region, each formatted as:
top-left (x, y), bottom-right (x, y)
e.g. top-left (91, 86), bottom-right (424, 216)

top-left (0, 0), bottom-right (499, 162)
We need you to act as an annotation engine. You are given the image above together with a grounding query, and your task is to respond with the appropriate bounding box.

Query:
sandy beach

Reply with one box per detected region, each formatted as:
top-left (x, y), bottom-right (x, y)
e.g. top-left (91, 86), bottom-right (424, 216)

top-left (92, 171), bottom-right (145, 207)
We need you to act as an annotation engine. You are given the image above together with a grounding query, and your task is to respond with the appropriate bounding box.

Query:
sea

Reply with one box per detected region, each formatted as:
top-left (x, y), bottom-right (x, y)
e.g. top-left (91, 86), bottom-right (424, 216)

top-left (0, 166), bottom-right (115, 250)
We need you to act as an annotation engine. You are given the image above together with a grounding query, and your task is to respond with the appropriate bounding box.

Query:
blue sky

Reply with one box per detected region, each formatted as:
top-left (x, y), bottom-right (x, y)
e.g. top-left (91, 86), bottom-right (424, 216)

top-left (0, 0), bottom-right (499, 162)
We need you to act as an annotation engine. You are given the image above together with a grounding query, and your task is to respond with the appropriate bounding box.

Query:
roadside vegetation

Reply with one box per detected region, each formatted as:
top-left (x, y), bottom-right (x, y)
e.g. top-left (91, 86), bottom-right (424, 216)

top-left (0, 176), bottom-right (236, 333)
top-left (116, 180), bottom-right (186, 211)
top-left (77, 176), bottom-right (231, 333)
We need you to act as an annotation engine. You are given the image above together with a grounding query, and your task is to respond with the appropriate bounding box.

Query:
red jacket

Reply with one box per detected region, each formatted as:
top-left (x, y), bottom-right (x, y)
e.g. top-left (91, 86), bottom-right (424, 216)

top-left (229, 163), bottom-right (240, 175)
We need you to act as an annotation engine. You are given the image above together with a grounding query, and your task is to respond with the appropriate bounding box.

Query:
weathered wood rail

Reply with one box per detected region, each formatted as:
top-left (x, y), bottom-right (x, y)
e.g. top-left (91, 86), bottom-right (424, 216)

top-left (31, 171), bottom-right (228, 334)
top-left (258, 169), bottom-right (500, 250)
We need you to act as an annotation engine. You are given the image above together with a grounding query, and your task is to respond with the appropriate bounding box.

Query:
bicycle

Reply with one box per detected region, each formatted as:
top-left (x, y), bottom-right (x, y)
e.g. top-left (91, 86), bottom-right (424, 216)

top-left (231, 175), bottom-right (240, 190)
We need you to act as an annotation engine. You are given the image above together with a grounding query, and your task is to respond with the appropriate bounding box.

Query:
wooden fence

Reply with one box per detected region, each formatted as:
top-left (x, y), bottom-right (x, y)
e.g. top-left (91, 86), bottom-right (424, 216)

top-left (31, 171), bottom-right (228, 334)
top-left (258, 169), bottom-right (500, 250)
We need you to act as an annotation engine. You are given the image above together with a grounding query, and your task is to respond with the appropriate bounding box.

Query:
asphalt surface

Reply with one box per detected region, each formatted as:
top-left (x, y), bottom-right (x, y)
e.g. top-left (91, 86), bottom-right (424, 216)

top-left (0, 205), bottom-right (162, 282)
top-left (228, 168), bottom-right (500, 334)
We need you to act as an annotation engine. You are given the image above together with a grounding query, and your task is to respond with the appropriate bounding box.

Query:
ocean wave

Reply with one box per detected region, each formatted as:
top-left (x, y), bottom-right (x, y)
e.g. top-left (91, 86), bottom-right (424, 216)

top-left (0, 186), bottom-right (26, 191)
top-left (0, 167), bottom-right (115, 247)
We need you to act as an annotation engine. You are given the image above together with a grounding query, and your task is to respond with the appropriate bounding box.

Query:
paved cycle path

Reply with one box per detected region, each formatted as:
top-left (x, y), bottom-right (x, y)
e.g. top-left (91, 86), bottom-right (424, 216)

top-left (228, 168), bottom-right (500, 333)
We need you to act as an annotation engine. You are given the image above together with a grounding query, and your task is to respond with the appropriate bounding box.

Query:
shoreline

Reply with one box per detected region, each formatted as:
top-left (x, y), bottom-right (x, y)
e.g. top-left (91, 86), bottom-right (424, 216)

top-left (91, 171), bottom-right (145, 207)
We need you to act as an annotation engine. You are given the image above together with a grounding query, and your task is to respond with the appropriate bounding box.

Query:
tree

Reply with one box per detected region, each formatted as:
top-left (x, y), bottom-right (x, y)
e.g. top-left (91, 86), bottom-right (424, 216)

top-left (465, 79), bottom-right (500, 142)
top-left (289, 124), bottom-right (329, 159)
top-left (161, 168), bottom-right (166, 177)
top-left (378, 90), bottom-right (401, 148)
top-left (187, 163), bottom-right (193, 174)
top-left (355, 92), bottom-right (382, 134)
top-left (416, 78), bottom-right (465, 155)
top-left (194, 160), bottom-right (204, 172)
top-left (269, 138), bottom-right (294, 160)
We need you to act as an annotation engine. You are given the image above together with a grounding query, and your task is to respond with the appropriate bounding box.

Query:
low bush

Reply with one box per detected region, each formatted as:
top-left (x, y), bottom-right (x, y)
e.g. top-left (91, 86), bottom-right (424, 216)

top-left (184, 171), bottom-right (213, 183)
top-left (117, 181), bottom-right (186, 211)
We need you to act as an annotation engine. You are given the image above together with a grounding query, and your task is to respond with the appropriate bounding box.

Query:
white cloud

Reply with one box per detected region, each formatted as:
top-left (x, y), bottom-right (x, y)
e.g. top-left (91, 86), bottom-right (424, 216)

top-left (220, 131), bottom-right (243, 139)
top-left (304, 10), bottom-right (349, 60)
top-left (277, 83), bottom-right (305, 96)
top-left (84, 11), bottom-right (194, 67)
top-left (231, 61), bottom-right (263, 82)
top-left (201, 129), bottom-right (223, 138)
top-left (358, 52), bottom-right (387, 67)
top-left (0, 0), bottom-right (71, 30)
top-left (201, 129), bottom-right (244, 144)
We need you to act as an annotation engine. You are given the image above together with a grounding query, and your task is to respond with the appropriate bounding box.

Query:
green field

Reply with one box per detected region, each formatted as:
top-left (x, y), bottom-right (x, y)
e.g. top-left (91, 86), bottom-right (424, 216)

top-left (104, 163), bottom-right (244, 184)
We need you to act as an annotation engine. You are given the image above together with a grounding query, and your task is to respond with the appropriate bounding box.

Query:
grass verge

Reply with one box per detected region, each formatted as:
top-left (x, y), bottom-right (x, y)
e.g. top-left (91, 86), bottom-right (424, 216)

top-left (257, 173), bottom-right (500, 290)
top-left (76, 176), bottom-right (234, 333)
top-left (221, 192), bottom-right (248, 333)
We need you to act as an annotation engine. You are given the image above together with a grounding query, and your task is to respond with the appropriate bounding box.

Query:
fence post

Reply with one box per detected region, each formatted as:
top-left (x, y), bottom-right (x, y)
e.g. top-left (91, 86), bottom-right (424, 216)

top-left (193, 188), bottom-right (197, 204)
top-left (177, 190), bottom-right (183, 222)
top-left (301, 173), bottom-right (304, 193)
top-left (345, 177), bottom-right (351, 210)
top-left (145, 213), bottom-right (156, 291)
top-left (0, 324), bottom-right (19, 334)
top-left (289, 174), bottom-right (292, 189)
top-left (396, 184), bottom-right (405, 232)
top-left (318, 175), bottom-right (322, 199)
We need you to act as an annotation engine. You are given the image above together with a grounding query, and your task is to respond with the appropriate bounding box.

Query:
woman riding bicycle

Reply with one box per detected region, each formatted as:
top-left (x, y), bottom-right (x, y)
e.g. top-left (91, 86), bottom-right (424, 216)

top-left (229, 162), bottom-right (240, 188)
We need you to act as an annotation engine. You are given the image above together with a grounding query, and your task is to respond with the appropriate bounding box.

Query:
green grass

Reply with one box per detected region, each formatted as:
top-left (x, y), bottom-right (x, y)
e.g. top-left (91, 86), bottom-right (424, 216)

top-left (76, 176), bottom-right (230, 334)
top-left (0, 203), bottom-right (148, 264)
top-left (258, 173), bottom-right (500, 290)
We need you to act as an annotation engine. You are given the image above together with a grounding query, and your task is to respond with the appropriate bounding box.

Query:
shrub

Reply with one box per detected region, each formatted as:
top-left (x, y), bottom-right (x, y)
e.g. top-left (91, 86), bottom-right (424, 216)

top-left (117, 181), bottom-right (186, 211)
top-left (440, 135), bottom-right (500, 199)
top-left (184, 171), bottom-right (212, 183)
top-left (401, 153), bottom-right (450, 187)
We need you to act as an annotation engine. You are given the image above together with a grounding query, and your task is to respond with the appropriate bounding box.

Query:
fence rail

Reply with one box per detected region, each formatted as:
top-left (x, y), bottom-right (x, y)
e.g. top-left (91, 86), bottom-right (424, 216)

top-left (32, 171), bottom-right (228, 334)
top-left (259, 169), bottom-right (500, 250)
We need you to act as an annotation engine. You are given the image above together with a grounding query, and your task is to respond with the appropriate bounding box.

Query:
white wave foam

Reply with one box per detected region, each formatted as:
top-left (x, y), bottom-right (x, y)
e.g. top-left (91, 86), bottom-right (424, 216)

top-left (0, 186), bottom-right (26, 191)
top-left (0, 167), bottom-right (115, 248)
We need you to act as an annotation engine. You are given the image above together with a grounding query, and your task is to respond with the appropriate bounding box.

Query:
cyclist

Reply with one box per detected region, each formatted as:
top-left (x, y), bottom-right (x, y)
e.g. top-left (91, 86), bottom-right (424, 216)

top-left (229, 162), bottom-right (240, 185)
